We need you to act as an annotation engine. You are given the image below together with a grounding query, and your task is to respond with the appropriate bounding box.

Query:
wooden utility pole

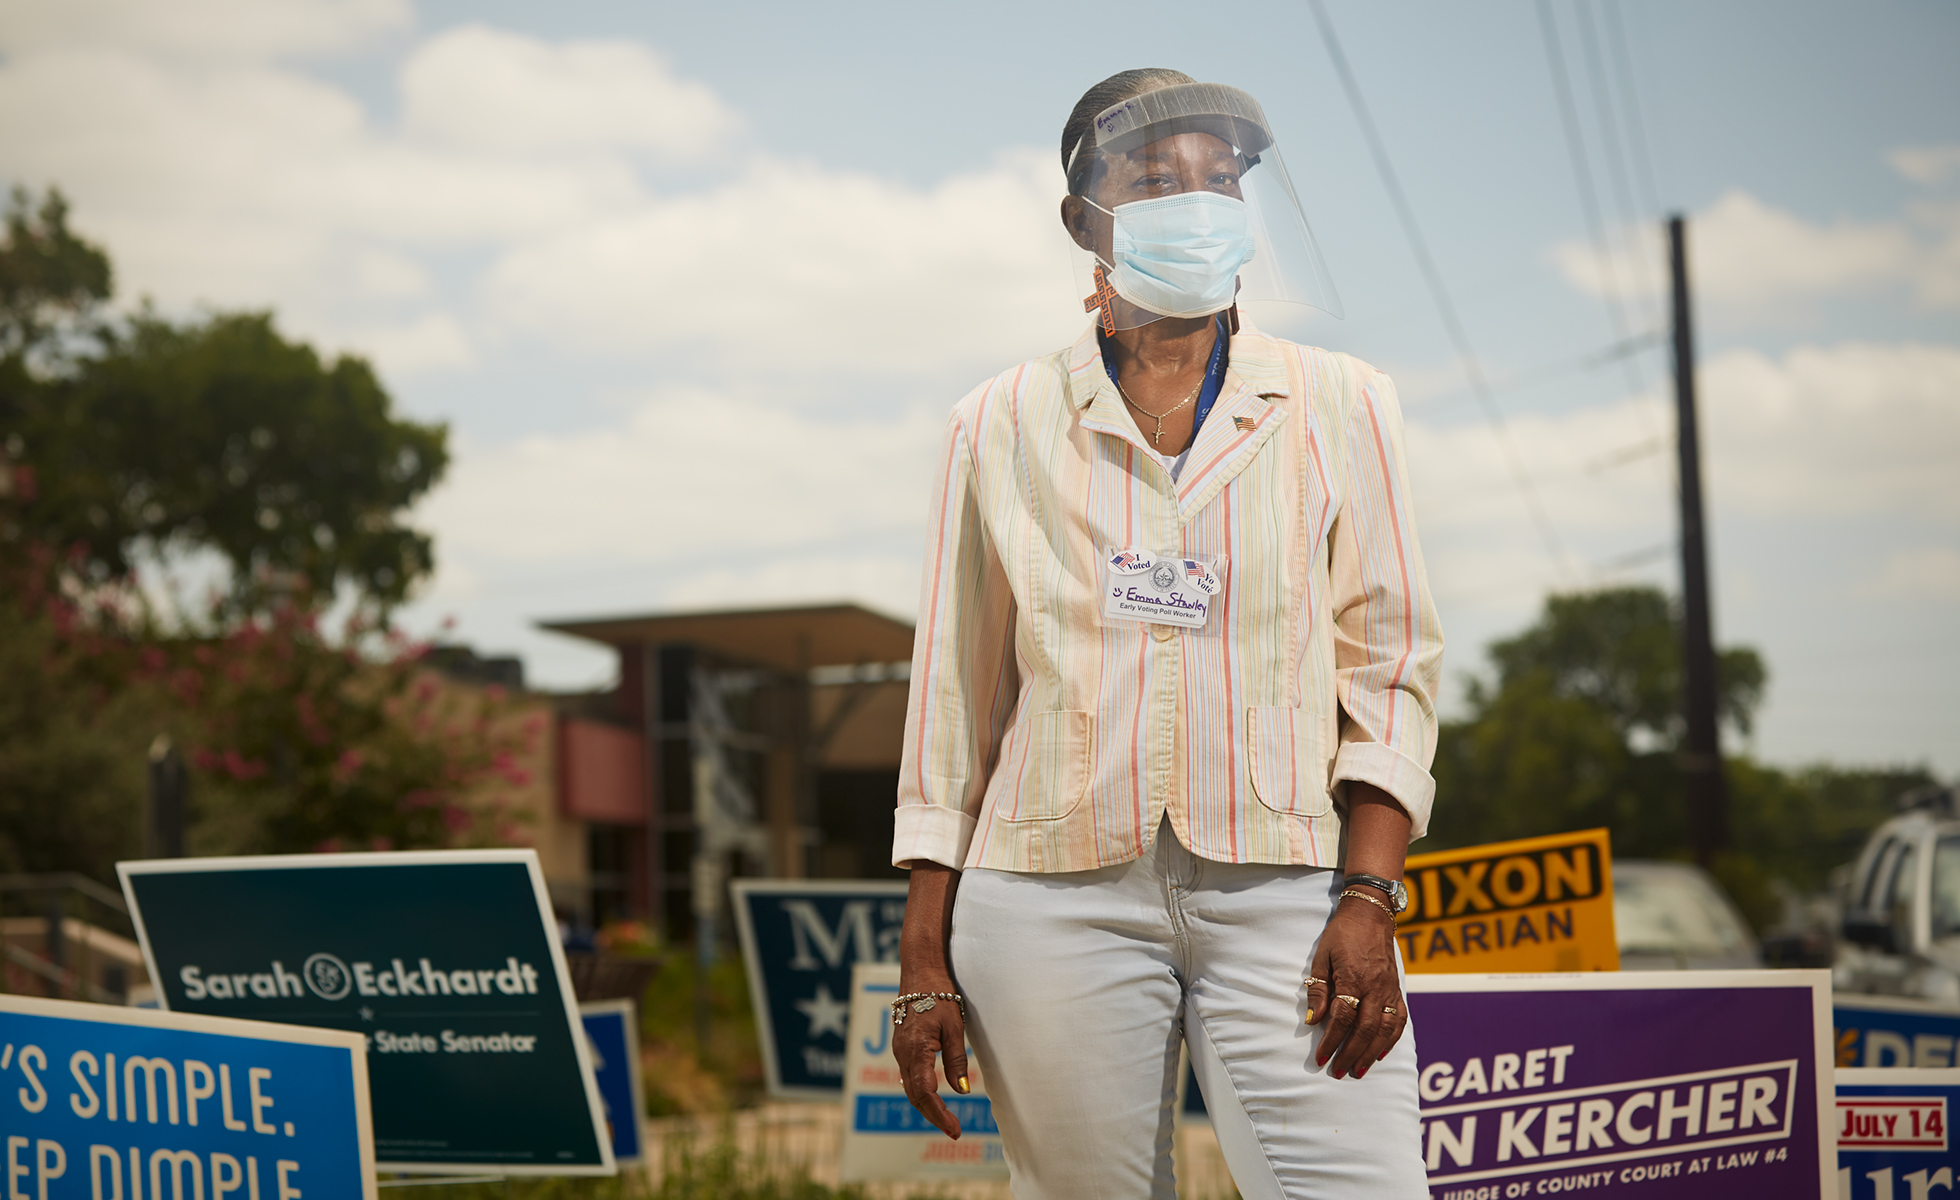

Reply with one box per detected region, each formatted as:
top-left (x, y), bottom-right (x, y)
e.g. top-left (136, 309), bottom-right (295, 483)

top-left (1669, 215), bottom-right (1731, 865)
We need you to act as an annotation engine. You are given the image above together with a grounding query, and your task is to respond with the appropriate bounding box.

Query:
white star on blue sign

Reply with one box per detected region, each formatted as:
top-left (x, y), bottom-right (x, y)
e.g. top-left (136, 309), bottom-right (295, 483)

top-left (794, 983), bottom-right (850, 1040)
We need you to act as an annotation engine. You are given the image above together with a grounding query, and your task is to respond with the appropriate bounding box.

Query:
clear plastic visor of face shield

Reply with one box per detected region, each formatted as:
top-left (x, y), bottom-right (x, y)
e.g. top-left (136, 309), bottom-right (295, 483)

top-left (1064, 81), bottom-right (1343, 331)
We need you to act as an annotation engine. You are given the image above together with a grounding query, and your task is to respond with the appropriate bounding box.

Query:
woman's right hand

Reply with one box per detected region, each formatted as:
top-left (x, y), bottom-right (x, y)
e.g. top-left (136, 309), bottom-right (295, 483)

top-left (895, 860), bottom-right (968, 1139)
top-left (893, 980), bottom-right (970, 1139)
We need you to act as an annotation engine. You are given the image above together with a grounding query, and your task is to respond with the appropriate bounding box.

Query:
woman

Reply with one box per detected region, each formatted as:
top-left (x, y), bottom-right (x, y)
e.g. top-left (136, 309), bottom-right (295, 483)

top-left (890, 68), bottom-right (1441, 1198)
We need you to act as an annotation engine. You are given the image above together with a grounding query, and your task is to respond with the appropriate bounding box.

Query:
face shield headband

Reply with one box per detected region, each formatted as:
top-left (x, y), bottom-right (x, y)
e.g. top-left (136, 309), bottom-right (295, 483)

top-left (1065, 81), bottom-right (1344, 330)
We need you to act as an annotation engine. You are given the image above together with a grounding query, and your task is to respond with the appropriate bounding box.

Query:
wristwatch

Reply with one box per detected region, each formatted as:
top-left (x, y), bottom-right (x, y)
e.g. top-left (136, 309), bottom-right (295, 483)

top-left (1345, 872), bottom-right (1409, 915)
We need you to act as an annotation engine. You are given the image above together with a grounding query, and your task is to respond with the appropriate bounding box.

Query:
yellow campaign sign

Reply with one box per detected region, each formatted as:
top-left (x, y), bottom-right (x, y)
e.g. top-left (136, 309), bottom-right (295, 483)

top-left (1397, 828), bottom-right (1619, 974)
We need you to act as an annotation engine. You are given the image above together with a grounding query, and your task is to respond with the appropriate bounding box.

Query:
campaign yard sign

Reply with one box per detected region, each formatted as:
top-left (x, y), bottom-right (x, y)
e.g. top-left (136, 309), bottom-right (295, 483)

top-left (837, 962), bottom-right (1007, 1183)
top-left (578, 1000), bottom-right (646, 1165)
top-left (1836, 1068), bottom-right (1960, 1200)
top-left (119, 850), bottom-right (613, 1176)
top-left (0, 993), bottom-right (375, 1200)
top-left (730, 880), bottom-right (907, 1099)
top-left (1400, 829), bottom-right (1620, 974)
top-left (1406, 970), bottom-right (1835, 1199)
top-left (1835, 996), bottom-right (1960, 1070)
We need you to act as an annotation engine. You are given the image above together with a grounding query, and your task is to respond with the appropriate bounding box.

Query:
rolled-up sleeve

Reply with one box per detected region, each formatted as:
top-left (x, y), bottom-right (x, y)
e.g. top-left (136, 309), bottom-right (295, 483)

top-left (1327, 367), bottom-right (1444, 839)
top-left (891, 408), bottom-right (1019, 869)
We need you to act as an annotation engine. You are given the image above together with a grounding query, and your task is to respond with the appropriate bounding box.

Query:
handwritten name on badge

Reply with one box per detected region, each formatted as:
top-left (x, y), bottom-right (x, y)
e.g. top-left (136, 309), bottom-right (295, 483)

top-left (1103, 549), bottom-right (1221, 631)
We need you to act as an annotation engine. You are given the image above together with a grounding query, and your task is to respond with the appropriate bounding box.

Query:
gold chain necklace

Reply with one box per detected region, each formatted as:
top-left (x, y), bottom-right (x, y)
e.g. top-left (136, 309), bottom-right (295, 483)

top-left (1116, 377), bottom-right (1203, 448)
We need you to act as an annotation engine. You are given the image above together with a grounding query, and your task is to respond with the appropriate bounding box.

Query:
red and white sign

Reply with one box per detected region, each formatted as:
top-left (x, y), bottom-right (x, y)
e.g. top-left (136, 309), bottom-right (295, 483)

top-left (1838, 1097), bottom-right (1948, 1150)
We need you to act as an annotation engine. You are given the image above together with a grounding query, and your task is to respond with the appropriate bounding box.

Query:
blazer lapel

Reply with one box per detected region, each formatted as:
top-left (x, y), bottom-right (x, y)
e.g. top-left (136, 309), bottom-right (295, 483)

top-left (1174, 331), bottom-right (1293, 520)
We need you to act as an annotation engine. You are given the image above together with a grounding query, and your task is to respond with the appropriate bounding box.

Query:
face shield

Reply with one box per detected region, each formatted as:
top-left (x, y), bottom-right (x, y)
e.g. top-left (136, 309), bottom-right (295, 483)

top-left (1064, 81), bottom-right (1343, 332)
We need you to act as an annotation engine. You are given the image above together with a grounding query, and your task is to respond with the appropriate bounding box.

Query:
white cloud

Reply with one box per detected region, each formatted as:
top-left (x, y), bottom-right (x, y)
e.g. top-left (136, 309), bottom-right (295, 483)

top-left (346, 311), bottom-right (475, 376)
top-left (0, 16), bottom-right (1079, 388)
top-left (399, 25), bottom-right (742, 159)
top-left (482, 150), bottom-right (1081, 376)
top-left (1553, 190), bottom-right (1939, 310)
top-left (1861, 547), bottom-right (1960, 601)
top-left (0, 0), bottom-right (408, 62)
top-left (1404, 340), bottom-right (1960, 609)
top-left (1891, 145), bottom-right (1960, 186)
top-left (1700, 342), bottom-right (1960, 522)
top-left (418, 388), bottom-right (945, 566)
top-left (656, 554), bottom-right (924, 618)
top-left (1552, 189), bottom-right (1960, 316)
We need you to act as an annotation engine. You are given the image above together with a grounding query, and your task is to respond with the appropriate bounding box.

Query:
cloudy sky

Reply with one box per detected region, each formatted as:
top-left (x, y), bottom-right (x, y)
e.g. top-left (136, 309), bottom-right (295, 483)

top-left (1, 0), bottom-right (1954, 775)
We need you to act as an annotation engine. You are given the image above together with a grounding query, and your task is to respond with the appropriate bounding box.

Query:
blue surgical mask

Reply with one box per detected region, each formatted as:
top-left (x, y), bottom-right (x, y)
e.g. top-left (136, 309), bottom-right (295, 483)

top-left (1091, 191), bottom-right (1257, 319)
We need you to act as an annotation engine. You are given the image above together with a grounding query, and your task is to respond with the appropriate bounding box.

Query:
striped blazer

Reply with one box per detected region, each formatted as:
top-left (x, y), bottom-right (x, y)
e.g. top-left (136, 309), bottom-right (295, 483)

top-left (891, 322), bottom-right (1443, 873)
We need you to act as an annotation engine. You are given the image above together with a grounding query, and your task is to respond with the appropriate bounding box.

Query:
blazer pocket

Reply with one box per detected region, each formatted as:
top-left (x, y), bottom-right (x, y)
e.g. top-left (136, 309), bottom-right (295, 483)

top-left (1001, 710), bottom-right (1093, 822)
top-left (1246, 706), bottom-right (1332, 817)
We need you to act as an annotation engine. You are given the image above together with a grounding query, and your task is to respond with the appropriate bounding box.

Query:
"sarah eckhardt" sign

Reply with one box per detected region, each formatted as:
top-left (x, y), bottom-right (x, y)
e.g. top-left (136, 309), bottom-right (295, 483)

top-left (120, 849), bottom-right (613, 1176)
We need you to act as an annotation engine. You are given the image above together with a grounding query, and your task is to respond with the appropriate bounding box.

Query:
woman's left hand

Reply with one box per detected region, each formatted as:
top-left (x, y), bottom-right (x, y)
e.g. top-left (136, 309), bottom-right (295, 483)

top-left (1305, 891), bottom-right (1407, 1080)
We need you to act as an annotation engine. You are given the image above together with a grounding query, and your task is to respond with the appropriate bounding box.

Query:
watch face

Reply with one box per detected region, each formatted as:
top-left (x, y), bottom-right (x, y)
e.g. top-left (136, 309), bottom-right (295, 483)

top-left (1391, 881), bottom-right (1410, 914)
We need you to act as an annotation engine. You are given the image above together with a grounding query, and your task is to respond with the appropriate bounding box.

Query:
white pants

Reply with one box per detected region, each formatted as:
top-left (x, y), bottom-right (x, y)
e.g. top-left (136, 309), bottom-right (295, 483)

top-left (950, 820), bottom-right (1427, 1199)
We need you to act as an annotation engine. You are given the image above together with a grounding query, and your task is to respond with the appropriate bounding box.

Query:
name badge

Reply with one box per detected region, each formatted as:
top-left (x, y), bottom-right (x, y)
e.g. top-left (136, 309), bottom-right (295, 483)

top-left (1103, 549), bottom-right (1222, 630)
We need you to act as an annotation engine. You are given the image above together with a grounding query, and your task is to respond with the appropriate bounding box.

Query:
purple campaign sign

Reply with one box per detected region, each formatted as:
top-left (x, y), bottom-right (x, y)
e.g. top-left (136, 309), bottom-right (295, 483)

top-left (1405, 971), bottom-right (1835, 1199)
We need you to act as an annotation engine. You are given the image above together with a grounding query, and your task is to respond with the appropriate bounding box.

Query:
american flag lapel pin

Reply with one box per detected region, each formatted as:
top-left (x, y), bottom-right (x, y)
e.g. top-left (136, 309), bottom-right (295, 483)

top-left (1232, 415), bottom-right (1256, 432)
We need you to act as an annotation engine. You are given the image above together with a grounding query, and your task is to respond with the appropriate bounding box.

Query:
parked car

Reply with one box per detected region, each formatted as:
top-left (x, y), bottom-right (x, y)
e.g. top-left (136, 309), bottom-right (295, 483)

top-left (1612, 860), bottom-right (1763, 970)
top-left (1836, 787), bottom-right (1960, 1003)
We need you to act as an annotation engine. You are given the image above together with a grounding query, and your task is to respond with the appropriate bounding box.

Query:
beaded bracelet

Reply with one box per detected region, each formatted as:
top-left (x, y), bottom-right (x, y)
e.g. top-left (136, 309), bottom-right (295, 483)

top-left (891, 991), bottom-right (966, 1028)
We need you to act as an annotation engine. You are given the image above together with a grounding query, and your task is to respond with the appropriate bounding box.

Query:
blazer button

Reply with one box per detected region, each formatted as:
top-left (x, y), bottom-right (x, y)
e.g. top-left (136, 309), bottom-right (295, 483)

top-left (1151, 624), bottom-right (1176, 642)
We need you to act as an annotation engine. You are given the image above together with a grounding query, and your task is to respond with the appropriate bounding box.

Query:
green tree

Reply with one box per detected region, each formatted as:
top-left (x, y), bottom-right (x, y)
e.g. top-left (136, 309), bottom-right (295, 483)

top-left (1431, 586), bottom-right (1939, 928)
top-left (0, 187), bottom-right (513, 877)
top-left (0, 186), bottom-right (111, 360)
top-left (1432, 587), bottom-right (1767, 853)
top-left (0, 187), bottom-right (447, 609)
top-left (0, 549), bottom-right (160, 880)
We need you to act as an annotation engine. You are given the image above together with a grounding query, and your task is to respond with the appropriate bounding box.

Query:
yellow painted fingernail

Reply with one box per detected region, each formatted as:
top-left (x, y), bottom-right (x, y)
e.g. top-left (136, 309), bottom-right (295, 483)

top-left (958, 1077), bottom-right (969, 1093)
top-left (1304, 1009), bottom-right (1314, 1024)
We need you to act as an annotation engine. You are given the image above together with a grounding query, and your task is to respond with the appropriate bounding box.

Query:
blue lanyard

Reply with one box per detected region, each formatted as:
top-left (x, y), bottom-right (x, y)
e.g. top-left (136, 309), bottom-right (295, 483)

top-left (1102, 315), bottom-right (1231, 445)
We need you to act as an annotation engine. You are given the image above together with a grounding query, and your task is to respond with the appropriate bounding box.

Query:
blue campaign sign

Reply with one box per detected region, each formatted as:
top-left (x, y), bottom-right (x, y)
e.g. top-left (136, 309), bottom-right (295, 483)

top-left (120, 850), bottom-right (613, 1175)
top-left (1837, 996), bottom-right (1960, 1069)
top-left (578, 1001), bottom-right (645, 1165)
top-left (0, 993), bottom-right (375, 1200)
top-left (1837, 1068), bottom-right (1960, 1199)
top-left (730, 880), bottom-right (907, 1099)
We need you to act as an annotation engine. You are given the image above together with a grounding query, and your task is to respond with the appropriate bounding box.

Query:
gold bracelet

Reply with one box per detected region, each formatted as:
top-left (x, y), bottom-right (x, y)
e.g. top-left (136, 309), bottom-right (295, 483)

top-left (1340, 888), bottom-right (1396, 918)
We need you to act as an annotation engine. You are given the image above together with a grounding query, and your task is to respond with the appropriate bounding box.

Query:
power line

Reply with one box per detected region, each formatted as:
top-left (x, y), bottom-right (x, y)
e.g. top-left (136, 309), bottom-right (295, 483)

top-left (1305, 0), bottom-right (1575, 582)
top-left (1533, 0), bottom-right (1670, 461)
top-left (1601, 0), bottom-right (1663, 217)
top-left (1405, 329), bottom-right (1662, 412)
top-left (1574, 0), bottom-right (1662, 314)
top-left (1534, 0), bottom-right (1636, 349)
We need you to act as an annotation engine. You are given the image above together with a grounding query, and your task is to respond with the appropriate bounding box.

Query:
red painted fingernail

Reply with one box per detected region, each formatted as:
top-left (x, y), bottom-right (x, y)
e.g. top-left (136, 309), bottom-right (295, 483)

top-left (1355, 1064), bottom-right (1369, 1079)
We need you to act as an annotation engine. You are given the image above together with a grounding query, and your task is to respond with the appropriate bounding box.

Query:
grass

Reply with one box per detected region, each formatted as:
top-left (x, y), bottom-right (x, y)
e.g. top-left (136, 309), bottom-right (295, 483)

top-left (394, 1131), bottom-right (962, 1200)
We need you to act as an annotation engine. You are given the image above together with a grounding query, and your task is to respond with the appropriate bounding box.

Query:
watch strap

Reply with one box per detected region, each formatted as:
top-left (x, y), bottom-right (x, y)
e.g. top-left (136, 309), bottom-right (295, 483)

top-left (1345, 872), bottom-right (1407, 912)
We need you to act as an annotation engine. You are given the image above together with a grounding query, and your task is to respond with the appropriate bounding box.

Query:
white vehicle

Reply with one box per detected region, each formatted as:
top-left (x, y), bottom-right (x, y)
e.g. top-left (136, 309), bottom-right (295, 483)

top-left (1836, 788), bottom-right (1960, 1003)
top-left (1612, 860), bottom-right (1762, 970)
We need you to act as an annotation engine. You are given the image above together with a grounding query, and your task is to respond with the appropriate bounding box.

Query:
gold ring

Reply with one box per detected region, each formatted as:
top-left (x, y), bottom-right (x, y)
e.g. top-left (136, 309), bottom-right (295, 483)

top-left (1338, 994), bottom-right (1360, 1008)
top-left (1384, 1006), bottom-right (1397, 1015)
top-left (1303, 976), bottom-right (1324, 987)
